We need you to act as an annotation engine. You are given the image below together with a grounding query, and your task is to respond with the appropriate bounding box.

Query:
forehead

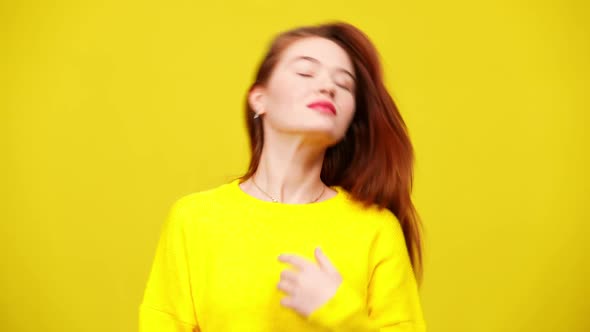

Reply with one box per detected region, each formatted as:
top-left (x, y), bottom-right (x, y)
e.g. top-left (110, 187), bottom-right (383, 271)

top-left (279, 37), bottom-right (354, 72)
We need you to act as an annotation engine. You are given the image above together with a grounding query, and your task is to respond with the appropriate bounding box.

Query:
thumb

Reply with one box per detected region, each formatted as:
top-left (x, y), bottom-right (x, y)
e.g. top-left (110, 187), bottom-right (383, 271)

top-left (315, 247), bottom-right (337, 274)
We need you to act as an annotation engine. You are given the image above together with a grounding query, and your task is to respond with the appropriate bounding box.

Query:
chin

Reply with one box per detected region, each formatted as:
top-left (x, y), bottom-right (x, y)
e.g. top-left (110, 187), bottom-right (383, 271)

top-left (301, 126), bottom-right (342, 146)
top-left (279, 120), bottom-right (344, 144)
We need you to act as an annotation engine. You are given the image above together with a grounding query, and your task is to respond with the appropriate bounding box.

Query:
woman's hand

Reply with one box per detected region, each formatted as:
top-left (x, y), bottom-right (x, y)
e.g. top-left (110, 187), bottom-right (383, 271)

top-left (277, 247), bottom-right (343, 317)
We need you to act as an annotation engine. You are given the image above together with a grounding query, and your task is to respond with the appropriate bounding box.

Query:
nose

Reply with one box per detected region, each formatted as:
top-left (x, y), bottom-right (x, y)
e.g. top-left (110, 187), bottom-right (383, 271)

top-left (317, 72), bottom-right (336, 99)
top-left (319, 85), bottom-right (336, 99)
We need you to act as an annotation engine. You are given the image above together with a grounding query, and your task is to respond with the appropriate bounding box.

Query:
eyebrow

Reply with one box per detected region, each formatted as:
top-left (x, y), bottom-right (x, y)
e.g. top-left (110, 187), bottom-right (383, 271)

top-left (289, 55), bottom-right (356, 81)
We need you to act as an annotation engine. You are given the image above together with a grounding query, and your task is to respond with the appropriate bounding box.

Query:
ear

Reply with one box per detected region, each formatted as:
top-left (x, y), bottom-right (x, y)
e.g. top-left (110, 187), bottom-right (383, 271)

top-left (248, 85), bottom-right (267, 115)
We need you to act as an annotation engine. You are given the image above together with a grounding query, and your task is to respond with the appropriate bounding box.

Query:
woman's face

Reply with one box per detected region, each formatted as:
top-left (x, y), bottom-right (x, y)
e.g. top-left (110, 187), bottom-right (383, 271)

top-left (250, 37), bottom-right (357, 145)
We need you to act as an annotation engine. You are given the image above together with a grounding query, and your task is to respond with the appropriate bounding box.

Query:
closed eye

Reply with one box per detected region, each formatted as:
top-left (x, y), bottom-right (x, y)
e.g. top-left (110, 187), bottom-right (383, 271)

top-left (296, 73), bottom-right (313, 77)
top-left (337, 83), bottom-right (352, 92)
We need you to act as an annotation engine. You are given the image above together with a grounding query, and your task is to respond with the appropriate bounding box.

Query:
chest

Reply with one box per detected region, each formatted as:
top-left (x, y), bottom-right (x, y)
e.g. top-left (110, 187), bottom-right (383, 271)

top-left (191, 211), bottom-right (374, 327)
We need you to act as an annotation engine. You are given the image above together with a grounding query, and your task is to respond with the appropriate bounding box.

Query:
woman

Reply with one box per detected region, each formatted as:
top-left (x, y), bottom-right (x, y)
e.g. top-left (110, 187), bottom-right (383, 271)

top-left (140, 22), bottom-right (426, 331)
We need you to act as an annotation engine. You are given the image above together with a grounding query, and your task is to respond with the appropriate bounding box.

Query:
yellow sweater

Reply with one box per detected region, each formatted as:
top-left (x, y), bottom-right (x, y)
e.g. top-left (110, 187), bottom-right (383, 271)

top-left (139, 180), bottom-right (427, 331)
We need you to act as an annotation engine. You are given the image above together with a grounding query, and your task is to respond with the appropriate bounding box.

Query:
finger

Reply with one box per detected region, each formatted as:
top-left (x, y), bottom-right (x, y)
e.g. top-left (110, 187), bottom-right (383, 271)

top-left (280, 296), bottom-right (295, 309)
top-left (278, 254), bottom-right (313, 270)
top-left (277, 280), bottom-right (295, 294)
top-left (314, 247), bottom-right (338, 274)
top-left (280, 270), bottom-right (298, 283)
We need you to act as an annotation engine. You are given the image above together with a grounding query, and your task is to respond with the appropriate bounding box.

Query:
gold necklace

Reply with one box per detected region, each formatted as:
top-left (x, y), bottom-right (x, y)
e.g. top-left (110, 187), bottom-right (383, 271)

top-left (251, 178), bottom-right (326, 204)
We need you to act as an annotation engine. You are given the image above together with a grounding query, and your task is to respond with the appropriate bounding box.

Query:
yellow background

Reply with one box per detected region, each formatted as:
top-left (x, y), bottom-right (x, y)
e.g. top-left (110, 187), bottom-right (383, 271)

top-left (1, 0), bottom-right (588, 331)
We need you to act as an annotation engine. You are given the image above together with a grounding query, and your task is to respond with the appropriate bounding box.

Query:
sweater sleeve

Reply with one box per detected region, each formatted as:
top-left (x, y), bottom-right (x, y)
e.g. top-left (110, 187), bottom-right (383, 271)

top-left (306, 211), bottom-right (427, 331)
top-left (139, 197), bottom-right (199, 332)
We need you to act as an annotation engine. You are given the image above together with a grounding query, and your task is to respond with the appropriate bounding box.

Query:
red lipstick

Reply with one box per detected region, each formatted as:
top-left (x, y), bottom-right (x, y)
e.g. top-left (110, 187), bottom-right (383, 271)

top-left (307, 100), bottom-right (337, 115)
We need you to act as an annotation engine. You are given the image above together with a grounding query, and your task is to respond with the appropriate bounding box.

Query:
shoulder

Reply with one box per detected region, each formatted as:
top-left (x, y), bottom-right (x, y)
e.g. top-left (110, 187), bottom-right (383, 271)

top-left (336, 189), bottom-right (402, 232)
top-left (166, 181), bottom-right (235, 221)
top-left (331, 190), bottom-right (405, 249)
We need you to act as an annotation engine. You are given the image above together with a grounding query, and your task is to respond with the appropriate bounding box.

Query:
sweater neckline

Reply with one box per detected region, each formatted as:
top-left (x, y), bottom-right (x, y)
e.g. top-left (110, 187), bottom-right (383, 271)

top-left (229, 179), bottom-right (345, 209)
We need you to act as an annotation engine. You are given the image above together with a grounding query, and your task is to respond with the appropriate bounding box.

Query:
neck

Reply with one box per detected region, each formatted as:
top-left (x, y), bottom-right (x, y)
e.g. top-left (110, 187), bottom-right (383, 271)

top-left (250, 132), bottom-right (328, 204)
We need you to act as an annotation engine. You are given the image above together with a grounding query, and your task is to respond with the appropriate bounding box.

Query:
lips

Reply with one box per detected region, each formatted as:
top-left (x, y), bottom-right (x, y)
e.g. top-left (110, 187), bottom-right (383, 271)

top-left (307, 100), bottom-right (337, 115)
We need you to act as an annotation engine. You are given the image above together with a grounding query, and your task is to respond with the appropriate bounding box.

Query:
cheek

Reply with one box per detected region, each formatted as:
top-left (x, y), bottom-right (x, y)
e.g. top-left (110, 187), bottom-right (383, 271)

top-left (339, 96), bottom-right (356, 121)
top-left (267, 76), bottom-right (307, 111)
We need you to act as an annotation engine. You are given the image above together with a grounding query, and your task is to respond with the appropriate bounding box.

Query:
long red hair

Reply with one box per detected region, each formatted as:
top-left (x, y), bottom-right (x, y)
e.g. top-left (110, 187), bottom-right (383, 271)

top-left (240, 22), bottom-right (424, 284)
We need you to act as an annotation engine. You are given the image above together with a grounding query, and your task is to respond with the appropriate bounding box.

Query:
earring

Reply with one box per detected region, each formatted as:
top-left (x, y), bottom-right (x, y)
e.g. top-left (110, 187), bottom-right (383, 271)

top-left (253, 105), bottom-right (262, 119)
